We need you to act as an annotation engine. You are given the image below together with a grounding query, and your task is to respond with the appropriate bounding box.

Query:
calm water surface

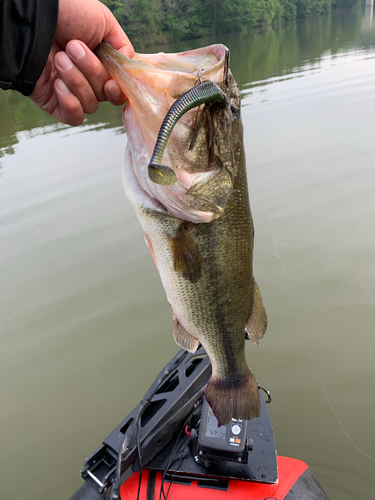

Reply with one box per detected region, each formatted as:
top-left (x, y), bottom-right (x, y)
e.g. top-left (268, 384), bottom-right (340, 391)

top-left (1, 9), bottom-right (375, 500)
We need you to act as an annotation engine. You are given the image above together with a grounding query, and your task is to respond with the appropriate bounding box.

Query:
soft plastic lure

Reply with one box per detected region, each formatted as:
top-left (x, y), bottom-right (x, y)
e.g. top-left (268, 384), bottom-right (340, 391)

top-left (148, 81), bottom-right (226, 186)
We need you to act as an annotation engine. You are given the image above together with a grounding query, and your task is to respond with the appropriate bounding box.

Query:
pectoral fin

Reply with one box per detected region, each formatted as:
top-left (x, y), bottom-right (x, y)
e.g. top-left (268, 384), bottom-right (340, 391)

top-left (245, 279), bottom-right (267, 346)
top-left (173, 314), bottom-right (199, 353)
top-left (168, 223), bottom-right (201, 283)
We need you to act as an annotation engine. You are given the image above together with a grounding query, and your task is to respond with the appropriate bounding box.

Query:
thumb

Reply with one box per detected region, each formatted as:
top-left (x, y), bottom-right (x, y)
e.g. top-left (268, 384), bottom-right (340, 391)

top-left (117, 44), bottom-right (135, 58)
top-left (102, 7), bottom-right (134, 59)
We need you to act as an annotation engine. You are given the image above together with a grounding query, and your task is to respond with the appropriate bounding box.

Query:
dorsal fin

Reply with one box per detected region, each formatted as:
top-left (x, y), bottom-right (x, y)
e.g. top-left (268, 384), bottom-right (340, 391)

top-left (245, 279), bottom-right (267, 346)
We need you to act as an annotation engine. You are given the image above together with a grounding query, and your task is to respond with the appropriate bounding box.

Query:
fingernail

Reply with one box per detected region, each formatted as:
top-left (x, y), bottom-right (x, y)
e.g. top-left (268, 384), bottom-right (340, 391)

top-left (68, 41), bottom-right (85, 61)
top-left (118, 45), bottom-right (135, 59)
top-left (56, 79), bottom-right (70, 94)
top-left (57, 52), bottom-right (74, 71)
top-left (107, 82), bottom-right (121, 98)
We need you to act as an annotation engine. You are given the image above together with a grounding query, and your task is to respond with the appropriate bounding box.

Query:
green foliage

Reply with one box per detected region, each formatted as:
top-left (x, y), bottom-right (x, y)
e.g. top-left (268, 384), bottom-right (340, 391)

top-left (102, 0), bottom-right (165, 45)
top-left (100, 0), bottom-right (363, 48)
top-left (294, 0), bottom-right (331, 18)
top-left (1, 8), bottom-right (367, 159)
top-left (332, 0), bottom-right (362, 7)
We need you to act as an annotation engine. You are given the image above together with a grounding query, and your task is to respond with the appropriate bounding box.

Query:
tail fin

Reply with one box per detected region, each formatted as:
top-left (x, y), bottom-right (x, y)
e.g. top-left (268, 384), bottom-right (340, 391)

top-left (205, 369), bottom-right (260, 426)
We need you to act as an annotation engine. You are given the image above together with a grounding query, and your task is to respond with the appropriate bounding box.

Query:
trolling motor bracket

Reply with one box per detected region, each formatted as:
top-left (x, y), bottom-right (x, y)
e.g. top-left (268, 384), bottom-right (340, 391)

top-left (80, 349), bottom-right (212, 497)
top-left (79, 348), bottom-right (277, 498)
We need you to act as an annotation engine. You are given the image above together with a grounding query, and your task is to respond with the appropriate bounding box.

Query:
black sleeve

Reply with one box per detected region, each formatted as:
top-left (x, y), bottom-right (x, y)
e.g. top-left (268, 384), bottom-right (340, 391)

top-left (0, 0), bottom-right (58, 96)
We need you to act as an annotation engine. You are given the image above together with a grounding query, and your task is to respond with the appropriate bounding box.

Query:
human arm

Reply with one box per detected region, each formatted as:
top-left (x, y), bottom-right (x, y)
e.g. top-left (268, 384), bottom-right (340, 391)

top-left (0, 0), bottom-right (134, 126)
top-left (0, 0), bottom-right (58, 95)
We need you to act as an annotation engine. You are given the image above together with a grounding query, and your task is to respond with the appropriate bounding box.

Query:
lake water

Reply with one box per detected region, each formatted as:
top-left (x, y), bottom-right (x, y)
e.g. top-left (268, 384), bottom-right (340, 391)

top-left (1, 8), bottom-right (375, 500)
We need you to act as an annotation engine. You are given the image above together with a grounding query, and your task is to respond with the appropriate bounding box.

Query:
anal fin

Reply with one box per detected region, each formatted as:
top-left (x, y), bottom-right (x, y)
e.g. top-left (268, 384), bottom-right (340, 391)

top-left (173, 314), bottom-right (199, 353)
top-left (245, 279), bottom-right (267, 346)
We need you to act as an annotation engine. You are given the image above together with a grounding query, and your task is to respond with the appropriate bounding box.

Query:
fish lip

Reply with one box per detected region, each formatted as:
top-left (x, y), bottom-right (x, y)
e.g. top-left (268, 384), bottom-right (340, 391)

top-left (96, 42), bottom-right (228, 78)
top-left (122, 146), bottom-right (169, 215)
top-left (98, 43), bottom-right (232, 223)
top-left (96, 42), bottom-right (157, 74)
top-left (95, 42), bottom-right (229, 110)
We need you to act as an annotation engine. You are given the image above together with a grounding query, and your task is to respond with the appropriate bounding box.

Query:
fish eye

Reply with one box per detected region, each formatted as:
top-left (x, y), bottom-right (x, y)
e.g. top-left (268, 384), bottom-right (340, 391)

top-left (230, 105), bottom-right (239, 122)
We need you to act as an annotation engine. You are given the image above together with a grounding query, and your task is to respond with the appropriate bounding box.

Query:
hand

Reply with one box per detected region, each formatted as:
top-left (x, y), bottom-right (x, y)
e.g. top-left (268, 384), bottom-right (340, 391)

top-left (30, 0), bottom-right (134, 126)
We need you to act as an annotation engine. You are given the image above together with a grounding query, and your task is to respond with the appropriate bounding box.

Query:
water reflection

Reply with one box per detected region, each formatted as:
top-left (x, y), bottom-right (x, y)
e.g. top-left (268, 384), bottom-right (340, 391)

top-left (362, 6), bottom-right (374, 30)
top-left (0, 90), bottom-right (124, 159)
top-left (1, 8), bottom-right (375, 161)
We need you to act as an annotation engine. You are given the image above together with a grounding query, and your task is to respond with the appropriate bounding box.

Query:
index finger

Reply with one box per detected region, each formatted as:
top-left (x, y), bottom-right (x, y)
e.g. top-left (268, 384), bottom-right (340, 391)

top-left (65, 41), bottom-right (109, 102)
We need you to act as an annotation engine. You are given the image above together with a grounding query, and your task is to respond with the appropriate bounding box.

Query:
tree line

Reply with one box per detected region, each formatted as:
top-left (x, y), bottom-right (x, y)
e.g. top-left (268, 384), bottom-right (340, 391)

top-left (0, 6), bottom-right (364, 155)
top-left (100, 0), bottom-right (362, 48)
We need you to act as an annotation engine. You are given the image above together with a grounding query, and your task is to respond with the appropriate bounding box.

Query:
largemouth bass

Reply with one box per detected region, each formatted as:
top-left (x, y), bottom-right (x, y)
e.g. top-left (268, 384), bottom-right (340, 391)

top-left (96, 43), bottom-right (267, 426)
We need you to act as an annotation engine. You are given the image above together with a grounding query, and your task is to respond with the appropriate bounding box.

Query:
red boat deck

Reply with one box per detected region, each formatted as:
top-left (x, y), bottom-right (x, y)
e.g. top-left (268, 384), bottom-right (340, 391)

top-left (120, 456), bottom-right (309, 499)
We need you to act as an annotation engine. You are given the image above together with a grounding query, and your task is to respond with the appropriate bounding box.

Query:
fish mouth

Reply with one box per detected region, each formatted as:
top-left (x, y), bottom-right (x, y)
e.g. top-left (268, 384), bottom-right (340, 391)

top-left (96, 43), bottom-right (235, 223)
